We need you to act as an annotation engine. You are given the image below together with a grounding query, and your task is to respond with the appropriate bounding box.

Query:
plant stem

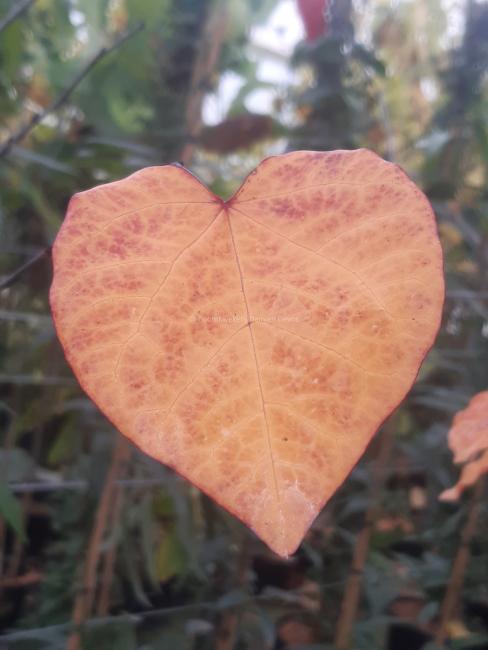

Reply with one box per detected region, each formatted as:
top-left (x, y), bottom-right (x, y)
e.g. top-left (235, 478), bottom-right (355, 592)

top-left (434, 475), bottom-right (486, 645)
top-left (95, 472), bottom-right (128, 617)
top-left (0, 247), bottom-right (51, 291)
top-left (0, 569), bottom-right (42, 588)
top-left (67, 435), bottom-right (130, 650)
top-left (334, 419), bottom-right (395, 649)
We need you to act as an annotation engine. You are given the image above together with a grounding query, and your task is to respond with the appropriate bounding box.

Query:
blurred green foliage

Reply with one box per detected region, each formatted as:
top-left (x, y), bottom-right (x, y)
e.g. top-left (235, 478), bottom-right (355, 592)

top-left (0, 0), bottom-right (487, 648)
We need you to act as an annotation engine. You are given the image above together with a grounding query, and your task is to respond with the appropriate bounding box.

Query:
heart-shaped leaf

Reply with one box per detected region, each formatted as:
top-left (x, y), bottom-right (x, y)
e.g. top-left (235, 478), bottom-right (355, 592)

top-left (440, 390), bottom-right (488, 501)
top-left (50, 150), bottom-right (444, 556)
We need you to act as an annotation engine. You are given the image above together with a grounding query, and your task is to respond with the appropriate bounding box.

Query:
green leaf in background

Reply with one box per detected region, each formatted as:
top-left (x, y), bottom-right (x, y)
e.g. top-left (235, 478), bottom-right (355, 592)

top-left (81, 617), bottom-right (137, 650)
top-left (0, 477), bottom-right (25, 540)
top-left (47, 425), bottom-right (77, 466)
top-left (154, 527), bottom-right (187, 583)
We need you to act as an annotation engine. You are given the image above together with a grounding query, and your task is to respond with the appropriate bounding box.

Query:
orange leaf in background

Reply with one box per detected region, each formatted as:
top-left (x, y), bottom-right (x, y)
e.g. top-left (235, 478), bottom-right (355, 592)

top-left (446, 390), bottom-right (488, 463)
top-left (50, 150), bottom-right (444, 556)
top-left (440, 391), bottom-right (488, 502)
top-left (440, 449), bottom-right (488, 502)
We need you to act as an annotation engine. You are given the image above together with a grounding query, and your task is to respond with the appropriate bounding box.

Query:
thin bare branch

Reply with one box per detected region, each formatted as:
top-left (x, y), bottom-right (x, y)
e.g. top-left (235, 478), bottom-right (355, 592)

top-left (0, 569), bottom-right (42, 589)
top-left (0, 588), bottom-right (338, 642)
top-left (0, 374), bottom-right (76, 386)
top-left (8, 477), bottom-right (167, 494)
top-left (334, 418), bottom-right (396, 650)
top-left (0, 0), bottom-right (36, 35)
top-left (95, 477), bottom-right (127, 616)
top-left (435, 476), bottom-right (486, 645)
top-left (0, 247), bottom-right (51, 291)
top-left (67, 436), bottom-right (130, 650)
top-left (0, 22), bottom-right (145, 158)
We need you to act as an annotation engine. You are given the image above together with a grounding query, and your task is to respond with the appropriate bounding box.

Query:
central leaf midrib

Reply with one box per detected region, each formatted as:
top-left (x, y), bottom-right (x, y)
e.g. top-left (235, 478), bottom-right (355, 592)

top-left (225, 207), bottom-right (282, 514)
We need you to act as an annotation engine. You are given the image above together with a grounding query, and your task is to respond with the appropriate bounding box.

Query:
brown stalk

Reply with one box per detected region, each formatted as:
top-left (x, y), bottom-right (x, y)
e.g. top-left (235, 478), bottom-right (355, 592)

top-left (0, 569), bottom-right (42, 588)
top-left (434, 475), bottom-right (486, 646)
top-left (334, 419), bottom-right (396, 650)
top-left (67, 435), bottom-right (130, 650)
top-left (95, 471), bottom-right (128, 617)
top-left (179, 0), bottom-right (228, 166)
top-left (215, 610), bottom-right (240, 650)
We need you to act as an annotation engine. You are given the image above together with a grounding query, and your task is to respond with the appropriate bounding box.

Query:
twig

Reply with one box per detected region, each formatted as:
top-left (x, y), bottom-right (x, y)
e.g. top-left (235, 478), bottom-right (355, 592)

top-left (8, 477), bottom-right (168, 494)
top-left (334, 418), bottom-right (396, 650)
top-left (0, 588), bottom-right (344, 642)
top-left (95, 461), bottom-right (129, 617)
top-left (0, 569), bottom-right (42, 589)
top-left (0, 309), bottom-right (52, 325)
top-left (67, 435), bottom-right (131, 650)
top-left (94, 521), bottom-right (119, 617)
top-left (0, 247), bottom-right (51, 291)
top-left (0, 22), bottom-right (145, 158)
top-left (0, 0), bottom-right (36, 35)
top-left (434, 475), bottom-right (486, 645)
top-left (0, 374), bottom-right (76, 386)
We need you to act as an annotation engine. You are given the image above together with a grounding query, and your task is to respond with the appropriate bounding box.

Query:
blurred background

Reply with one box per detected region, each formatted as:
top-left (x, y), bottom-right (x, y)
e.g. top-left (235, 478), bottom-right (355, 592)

top-left (0, 0), bottom-right (487, 648)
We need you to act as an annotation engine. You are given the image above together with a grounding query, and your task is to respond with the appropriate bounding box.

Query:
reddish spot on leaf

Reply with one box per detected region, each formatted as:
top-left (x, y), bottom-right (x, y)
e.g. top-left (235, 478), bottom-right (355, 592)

top-left (50, 149), bottom-right (444, 556)
top-left (440, 391), bottom-right (488, 502)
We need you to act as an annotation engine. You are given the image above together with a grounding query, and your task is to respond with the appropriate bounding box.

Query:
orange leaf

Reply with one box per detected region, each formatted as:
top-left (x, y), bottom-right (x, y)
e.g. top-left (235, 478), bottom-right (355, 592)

top-left (447, 390), bottom-right (488, 463)
top-left (440, 448), bottom-right (488, 502)
top-left (50, 150), bottom-right (444, 556)
top-left (440, 391), bottom-right (488, 502)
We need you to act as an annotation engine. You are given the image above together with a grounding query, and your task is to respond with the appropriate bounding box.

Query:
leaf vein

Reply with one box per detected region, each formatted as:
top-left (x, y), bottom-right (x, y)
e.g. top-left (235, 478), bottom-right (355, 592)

top-left (112, 207), bottom-right (224, 379)
top-left (235, 180), bottom-right (402, 203)
top-left (232, 205), bottom-right (392, 317)
top-left (226, 208), bottom-right (283, 526)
